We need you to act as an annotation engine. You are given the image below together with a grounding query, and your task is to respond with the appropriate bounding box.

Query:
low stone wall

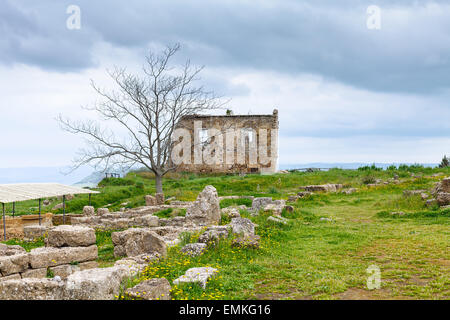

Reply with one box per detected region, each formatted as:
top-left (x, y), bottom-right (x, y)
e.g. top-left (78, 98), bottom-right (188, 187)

top-left (71, 204), bottom-right (192, 230)
top-left (0, 225), bottom-right (98, 282)
top-left (52, 214), bottom-right (83, 226)
top-left (0, 214), bottom-right (53, 240)
top-left (0, 263), bottom-right (134, 300)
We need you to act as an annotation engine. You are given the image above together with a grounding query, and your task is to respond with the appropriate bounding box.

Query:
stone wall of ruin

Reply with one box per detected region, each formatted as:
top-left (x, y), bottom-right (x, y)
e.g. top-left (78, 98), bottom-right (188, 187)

top-left (173, 110), bottom-right (279, 174)
top-left (0, 213), bottom-right (53, 240)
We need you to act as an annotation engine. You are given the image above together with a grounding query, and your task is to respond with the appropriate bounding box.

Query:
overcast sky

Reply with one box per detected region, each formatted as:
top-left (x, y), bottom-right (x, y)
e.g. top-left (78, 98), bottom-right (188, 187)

top-left (1, 0), bottom-right (449, 170)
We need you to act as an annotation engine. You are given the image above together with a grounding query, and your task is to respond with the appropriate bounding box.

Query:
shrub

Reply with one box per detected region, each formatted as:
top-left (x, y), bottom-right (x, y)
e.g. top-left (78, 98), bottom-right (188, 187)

top-left (439, 155), bottom-right (449, 168)
top-left (98, 177), bottom-right (135, 187)
top-left (358, 164), bottom-right (382, 171)
top-left (135, 182), bottom-right (144, 190)
top-left (361, 175), bottom-right (376, 185)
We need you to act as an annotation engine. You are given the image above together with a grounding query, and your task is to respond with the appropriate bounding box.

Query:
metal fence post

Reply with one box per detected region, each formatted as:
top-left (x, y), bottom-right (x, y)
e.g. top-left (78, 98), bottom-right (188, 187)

top-left (38, 198), bottom-right (42, 226)
top-left (2, 203), bottom-right (5, 241)
top-left (63, 195), bottom-right (66, 224)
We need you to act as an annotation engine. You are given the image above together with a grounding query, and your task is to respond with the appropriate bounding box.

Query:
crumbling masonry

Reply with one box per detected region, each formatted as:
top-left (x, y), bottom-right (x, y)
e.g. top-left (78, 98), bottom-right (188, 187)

top-left (173, 109), bottom-right (279, 174)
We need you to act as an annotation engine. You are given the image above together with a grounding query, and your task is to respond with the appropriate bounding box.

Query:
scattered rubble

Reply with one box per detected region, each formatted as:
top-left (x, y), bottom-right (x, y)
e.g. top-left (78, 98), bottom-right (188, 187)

top-left (83, 206), bottom-right (95, 216)
top-left (185, 185), bottom-right (221, 226)
top-left (125, 278), bottom-right (171, 300)
top-left (112, 228), bottom-right (167, 258)
top-left (302, 184), bottom-right (343, 192)
top-left (173, 267), bottom-right (218, 289)
top-left (180, 243), bottom-right (207, 257)
top-left (198, 226), bottom-right (229, 244)
top-left (267, 216), bottom-right (288, 225)
top-left (1, 225), bottom-right (98, 284)
top-left (231, 234), bottom-right (260, 249)
top-left (46, 225), bottom-right (96, 248)
top-left (221, 207), bottom-right (241, 219)
top-left (230, 218), bottom-right (255, 236)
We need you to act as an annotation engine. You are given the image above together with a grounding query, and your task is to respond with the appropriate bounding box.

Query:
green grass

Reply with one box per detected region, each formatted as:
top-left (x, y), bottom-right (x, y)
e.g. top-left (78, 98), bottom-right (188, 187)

top-left (153, 208), bottom-right (187, 219)
top-left (3, 166), bottom-right (450, 300)
top-left (3, 237), bottom-right (45, 251)
top-left (219, 198), bottom-right (252, 208)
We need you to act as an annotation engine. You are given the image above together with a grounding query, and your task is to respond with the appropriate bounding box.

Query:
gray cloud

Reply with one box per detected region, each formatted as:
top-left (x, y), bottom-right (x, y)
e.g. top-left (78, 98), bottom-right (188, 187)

top-left (1, 0), bottom-right (450, 93)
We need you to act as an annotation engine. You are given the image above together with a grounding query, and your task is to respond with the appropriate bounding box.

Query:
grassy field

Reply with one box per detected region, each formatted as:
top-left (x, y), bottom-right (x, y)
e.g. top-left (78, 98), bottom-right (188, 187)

top-left (3, 165), bottom-right (450, 300)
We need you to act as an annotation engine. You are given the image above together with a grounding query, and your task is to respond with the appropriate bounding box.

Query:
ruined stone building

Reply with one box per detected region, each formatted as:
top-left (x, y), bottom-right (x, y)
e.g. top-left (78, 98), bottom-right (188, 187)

top-left (172, 109), bottom-right (279, 174)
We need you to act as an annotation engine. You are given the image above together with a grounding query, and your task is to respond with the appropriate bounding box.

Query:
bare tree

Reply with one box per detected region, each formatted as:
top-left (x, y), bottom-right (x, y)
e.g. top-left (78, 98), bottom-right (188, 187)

top-left (58, 44), bottom-right (223, 193)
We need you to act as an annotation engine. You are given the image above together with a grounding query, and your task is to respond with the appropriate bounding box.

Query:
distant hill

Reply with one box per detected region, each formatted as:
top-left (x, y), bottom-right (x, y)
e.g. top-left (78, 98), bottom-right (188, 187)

top-left (279, 162), bottom-right (439, 170)
top-left (72, 171), bottom-right (106, 188)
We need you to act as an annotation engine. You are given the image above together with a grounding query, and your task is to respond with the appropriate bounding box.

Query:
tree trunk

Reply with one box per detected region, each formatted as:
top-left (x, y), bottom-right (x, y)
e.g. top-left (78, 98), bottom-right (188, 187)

top-left (155, 173), bottom-right (163, 194)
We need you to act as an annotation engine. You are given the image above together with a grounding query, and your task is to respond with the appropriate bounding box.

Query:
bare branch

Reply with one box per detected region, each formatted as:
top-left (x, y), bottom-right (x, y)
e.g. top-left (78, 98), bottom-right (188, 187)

top-left (57, 44), bottom-right (225, 192)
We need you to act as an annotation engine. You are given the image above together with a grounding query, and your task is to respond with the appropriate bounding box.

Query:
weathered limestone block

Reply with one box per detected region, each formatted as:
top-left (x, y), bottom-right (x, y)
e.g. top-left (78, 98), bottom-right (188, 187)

top-left (0, 278), bottom-right (66, 300)
top-left (111, 228), bottom-right (167, 258)
top-left (252, 197), bottom-right (273, 212)
top-left (155, 193), bottom-right (165, 205)
top-left (263, 203), bottom-right (283, 216)
top-left (173, 267), bottom-right (218, 289)
top-left (29, 245), bottom-right (98, 269)
top-left (268, 216), bottom-right (288, 225)
top-left (114, 259), bottom-right (146, 277)
top-left (145, 195), bottom-right (157, 206)
top-left (198, 226), bottom-right (229, 244)
top-left (231, 234), bottom-right (260, 249)
top-left (83, 206), bottom-right (95, 216)
top-left (70, 216), bottom-right (100, 226)
top-left (437, 193), bottom-right (450, 206)
top-left (133, 214), bottom-right (159, 227)
top-left (103, 218), bottom-right (133, 230)
top-left (47, 225), bottom-right (96, 248)
top-left (97, 208), bottom-right (109, 216)
top-left (221, 207), bottom-right (241, 219)
top-left (185, 185), bottom-right (221, 226)
top-left (342, 188), bottom-right (357, 195)
top-left (442, 178), bottom-right (450, 192)
top-left (180, 243), bottom-right (207, 257)
top-left (0, 274), bottom-right (21, 282)
top-left (284, 205), bottom-right (294, 213)
top-left (65, 265), bottom-right (132, 300)
top-left (304, 184), bottom-right (343, 192)
top-left (23, 225), bottom-right (48, 240)
top-left (0, 244), bottom-right (26, 256)
top-left (158, 216), bottom-right (185, 227)
top-left (297, 191), bottom-right (313, 197)
top-left (433, 177), bottom-right (450, 195)
top-left (230, 218), bottom-right (255, 236)
top-left (78, 261), bottom-right (99, 270)
top-left (403, 190), bottom-right (427, 197)
top-left (288, 195), bottom-right (298, 202)
top-left (125, 278), bottom-right (171, 300)
top-left (125, 253), bottom-right (160, 264)
top-left (50, 265), bottom-right (76, 279)
top-left (0, 254), bottom-right (30, 276)
top-left (21, 268), bottom-right (47, 279)
top-left (51, 261), bottom-right (99, 280)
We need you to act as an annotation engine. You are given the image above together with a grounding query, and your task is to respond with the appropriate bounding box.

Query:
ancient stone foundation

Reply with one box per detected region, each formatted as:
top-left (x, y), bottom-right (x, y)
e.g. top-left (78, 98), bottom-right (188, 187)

top-left (0, 225), bottom-right (98, 282)
top-left (174, 110), bottom-right (279, 174)
top-left (0, 214), bottom-right (53, 240)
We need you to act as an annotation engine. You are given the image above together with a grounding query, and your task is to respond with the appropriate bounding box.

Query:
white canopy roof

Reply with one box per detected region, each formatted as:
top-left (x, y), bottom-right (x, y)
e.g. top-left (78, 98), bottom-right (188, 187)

top-left (0, 183), bottom-right (99, 204)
